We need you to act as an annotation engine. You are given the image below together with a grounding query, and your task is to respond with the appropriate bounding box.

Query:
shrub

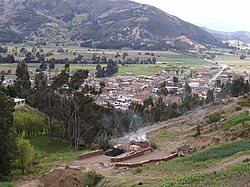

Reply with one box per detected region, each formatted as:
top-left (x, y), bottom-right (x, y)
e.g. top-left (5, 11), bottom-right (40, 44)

top-left (150, 141), bottom-right (158, 150)
top-left (207, 112), bottom-right (221, 124)
top-left (133, 168), bottom-right (143, 174)
top-left (83, 171), bottom-right (103, 187)
top-left (193, 125), bottom-right (201, 137)
top-left (235, 106), bottom-right (242, 111)
top-left (16, 139), bottom-right (34, 174)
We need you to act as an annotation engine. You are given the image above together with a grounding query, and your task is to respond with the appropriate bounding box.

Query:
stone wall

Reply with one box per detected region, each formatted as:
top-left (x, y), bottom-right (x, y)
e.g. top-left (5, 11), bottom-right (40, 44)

top-left (110, 148), bottom-right (152, 162)
top-left (114, 153), bottom-right (178, 168)
top-left (77, 150), bottom-right (103, 160)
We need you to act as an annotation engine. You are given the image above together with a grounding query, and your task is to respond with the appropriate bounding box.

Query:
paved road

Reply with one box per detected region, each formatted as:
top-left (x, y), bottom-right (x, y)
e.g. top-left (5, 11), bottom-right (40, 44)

top-left (204, 59), bottom-right (229, 85)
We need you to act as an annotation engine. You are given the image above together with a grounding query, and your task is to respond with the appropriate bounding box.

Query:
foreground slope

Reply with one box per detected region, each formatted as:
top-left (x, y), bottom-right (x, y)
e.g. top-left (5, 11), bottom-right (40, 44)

top-left (100, 97), bottom-right (250, 186)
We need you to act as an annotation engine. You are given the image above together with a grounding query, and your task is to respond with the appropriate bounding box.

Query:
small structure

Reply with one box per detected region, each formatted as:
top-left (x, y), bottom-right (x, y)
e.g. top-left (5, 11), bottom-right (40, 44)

top-left (129, 139), bottom-right (149, 149)
top-left (14, 98), bottom-right (26, 109)
top-left (105, 148), bottom-right (124, 157)
top-left (177, 145), bottom-right (195, 156)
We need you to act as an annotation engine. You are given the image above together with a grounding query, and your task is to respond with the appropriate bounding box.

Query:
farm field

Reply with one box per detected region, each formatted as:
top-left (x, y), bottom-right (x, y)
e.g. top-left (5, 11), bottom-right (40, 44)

top-left (0, 63), bottom-right (99, 75)
top-left (215, 54), bottom-right (250, 73)
top-left (0, 62), bottom-right (207, 77)
top-left (0, 46), bottom-right (213, 76)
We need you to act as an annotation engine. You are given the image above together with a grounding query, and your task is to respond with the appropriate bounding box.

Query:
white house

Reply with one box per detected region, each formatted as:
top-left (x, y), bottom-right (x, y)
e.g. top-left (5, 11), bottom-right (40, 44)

top-left (14, 98), bottom-right (26, 109)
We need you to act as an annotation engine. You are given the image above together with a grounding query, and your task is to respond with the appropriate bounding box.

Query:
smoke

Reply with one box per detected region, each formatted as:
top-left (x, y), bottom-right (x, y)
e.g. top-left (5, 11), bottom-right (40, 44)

top-left (123, 131), bottom-right (148, 142)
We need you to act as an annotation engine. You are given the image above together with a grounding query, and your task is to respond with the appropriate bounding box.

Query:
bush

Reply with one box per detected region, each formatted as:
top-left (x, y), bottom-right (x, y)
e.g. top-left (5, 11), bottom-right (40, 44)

top-left (150, 141), bottom-right (158, 150)
top-left (16, 139), bottom-right (34, 174)
top-left (83, 171), bottom-right (103, 187)
top-left (235, 106), bottom-right (242, 111)
top-left (133, 168), bottom-right (143, 174)
top-left (208, 112), bottom-right (221, 124)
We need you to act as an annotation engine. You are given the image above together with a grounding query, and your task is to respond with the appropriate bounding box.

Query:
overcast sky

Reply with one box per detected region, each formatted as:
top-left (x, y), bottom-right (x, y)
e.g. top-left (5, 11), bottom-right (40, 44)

top-left (133, 0), bottom-right (250, 32)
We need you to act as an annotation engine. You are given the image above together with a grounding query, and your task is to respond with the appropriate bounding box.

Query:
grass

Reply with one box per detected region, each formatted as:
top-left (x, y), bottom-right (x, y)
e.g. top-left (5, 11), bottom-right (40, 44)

top-left (131, 159), bottom-right (211, 176)
top-left (182, 138), bottom-right (250, 162)
top-left (221, 112), bottom-right (250, 131)
top-left (237, 96), bottom-right (250, 107)
top-left (159, 53), bottom-right (209, 65)
top-left (133, 138), bottom-right (250, 176)
top-left (29, 135), bottom-right (73, 154)
top-left (27, 135), bottom-right (76, 174)
top-left (160, 163), bottom-right (250, 187)
top-left (0, 63), bottom-right (184, 76)
top-left (0, 63), bottom-right (99, 75)
top-left (82, 171), bottom-right (104, 187)
top-left (13, 135), bottom-right (91, 176)
top-left (0, 48), bottom-right (210, 76)
top-left (118, 64), bottom-right (171, 76)
top-left (0, 183), bottom-right (17, 187)
top-left (155, 130), bottom-right (177, 140)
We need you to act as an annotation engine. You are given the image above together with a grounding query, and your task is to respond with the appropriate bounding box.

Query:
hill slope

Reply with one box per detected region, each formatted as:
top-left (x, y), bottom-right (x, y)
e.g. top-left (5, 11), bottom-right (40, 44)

top-left (202, 27), bottom-right (250, 43)
top-left (0, 0), bottom-right (223, 50)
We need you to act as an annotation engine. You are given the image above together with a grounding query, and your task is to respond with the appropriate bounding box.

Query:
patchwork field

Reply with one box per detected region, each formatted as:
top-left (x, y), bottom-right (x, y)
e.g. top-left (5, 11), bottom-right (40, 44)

top-left (216, 54), bottom-right (250, 73)
top-left (0, 46), bottom-right (213, 76)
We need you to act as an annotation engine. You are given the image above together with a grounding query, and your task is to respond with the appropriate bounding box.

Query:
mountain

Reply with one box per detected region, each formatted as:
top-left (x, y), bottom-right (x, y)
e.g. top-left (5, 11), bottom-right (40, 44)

top-left (202, 27), bottom-right (250, 43)
top-left (0, 0), bottom-right (224, 50)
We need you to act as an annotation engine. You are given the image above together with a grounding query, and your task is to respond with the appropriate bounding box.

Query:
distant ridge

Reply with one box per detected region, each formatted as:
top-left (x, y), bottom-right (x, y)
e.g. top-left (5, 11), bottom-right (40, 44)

top-left (201, 27), bottom-right (250, 43)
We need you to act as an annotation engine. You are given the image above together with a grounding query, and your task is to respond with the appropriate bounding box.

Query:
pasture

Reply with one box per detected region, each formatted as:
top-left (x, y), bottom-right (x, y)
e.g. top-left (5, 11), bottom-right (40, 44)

top-left (0, 45), bottom-right (212, 76)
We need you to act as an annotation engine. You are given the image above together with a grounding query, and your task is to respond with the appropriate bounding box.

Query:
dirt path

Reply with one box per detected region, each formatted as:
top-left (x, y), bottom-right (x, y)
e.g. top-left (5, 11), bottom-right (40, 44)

top-left (18, 180), bottom-right (43, 187)
top-left (204, 155), bottom-right (250, 172)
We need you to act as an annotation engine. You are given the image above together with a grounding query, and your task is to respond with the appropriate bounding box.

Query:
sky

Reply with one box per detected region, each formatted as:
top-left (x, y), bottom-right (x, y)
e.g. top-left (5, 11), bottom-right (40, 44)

top-left (133, 0), bottom-right (250, 32)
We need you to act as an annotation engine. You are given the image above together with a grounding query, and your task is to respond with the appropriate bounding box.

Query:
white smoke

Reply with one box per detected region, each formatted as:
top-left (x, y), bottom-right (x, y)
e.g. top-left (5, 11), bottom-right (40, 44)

top-left (123, 131), bottom-right (148, 142)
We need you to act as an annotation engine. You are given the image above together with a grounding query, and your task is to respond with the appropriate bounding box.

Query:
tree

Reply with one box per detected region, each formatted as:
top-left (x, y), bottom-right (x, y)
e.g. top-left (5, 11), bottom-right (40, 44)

top-left (51, 63), bottom-right (70, 90)
top-left (240, 54), bottom-right (246, 60)
top-left (0, 71), bottom-right (5, 85)
top-left (206, 89), bottom-right (214, 104)
top-left (15, 61), bottom-right (31, 93)
top-left (39, 62), bottom-right (47, 71)
top-left (231, 77), bottom-right (250, 97)
top-left (69, 69), bottom-right (89, 90)
top-left (19, 48), bottom-right (27, 56)
top-left (0, 92), bottom-right (16, 181)
top-left (184, 82), bottom-right (192, 96)
top-left (24, 52), bottom-right (34, 63)
top-left (16, 139), bottom-right (34, 174)
top-left (122, 52), bottom-right (129, 60)
top-left (173, 76), bottom-right (178, 85)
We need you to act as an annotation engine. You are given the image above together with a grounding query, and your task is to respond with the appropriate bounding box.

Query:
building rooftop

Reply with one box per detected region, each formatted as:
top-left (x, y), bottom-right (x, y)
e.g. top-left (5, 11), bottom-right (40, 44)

top-left (14, 98), bottom-right (26, 103)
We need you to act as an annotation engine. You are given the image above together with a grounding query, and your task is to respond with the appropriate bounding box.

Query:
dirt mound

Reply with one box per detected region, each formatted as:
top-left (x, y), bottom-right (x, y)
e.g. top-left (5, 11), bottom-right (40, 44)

top-left (40, 168), bottom-right (85, 187)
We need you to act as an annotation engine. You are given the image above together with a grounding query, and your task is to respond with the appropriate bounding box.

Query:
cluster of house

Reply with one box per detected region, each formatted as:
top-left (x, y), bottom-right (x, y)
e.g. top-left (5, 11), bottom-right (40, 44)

top-left (4, 64), bottom-right (249, 111)
top-left (86, 66), bottom-right (249, 110)
top-left (84, 65), bottom-right (249, 110)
